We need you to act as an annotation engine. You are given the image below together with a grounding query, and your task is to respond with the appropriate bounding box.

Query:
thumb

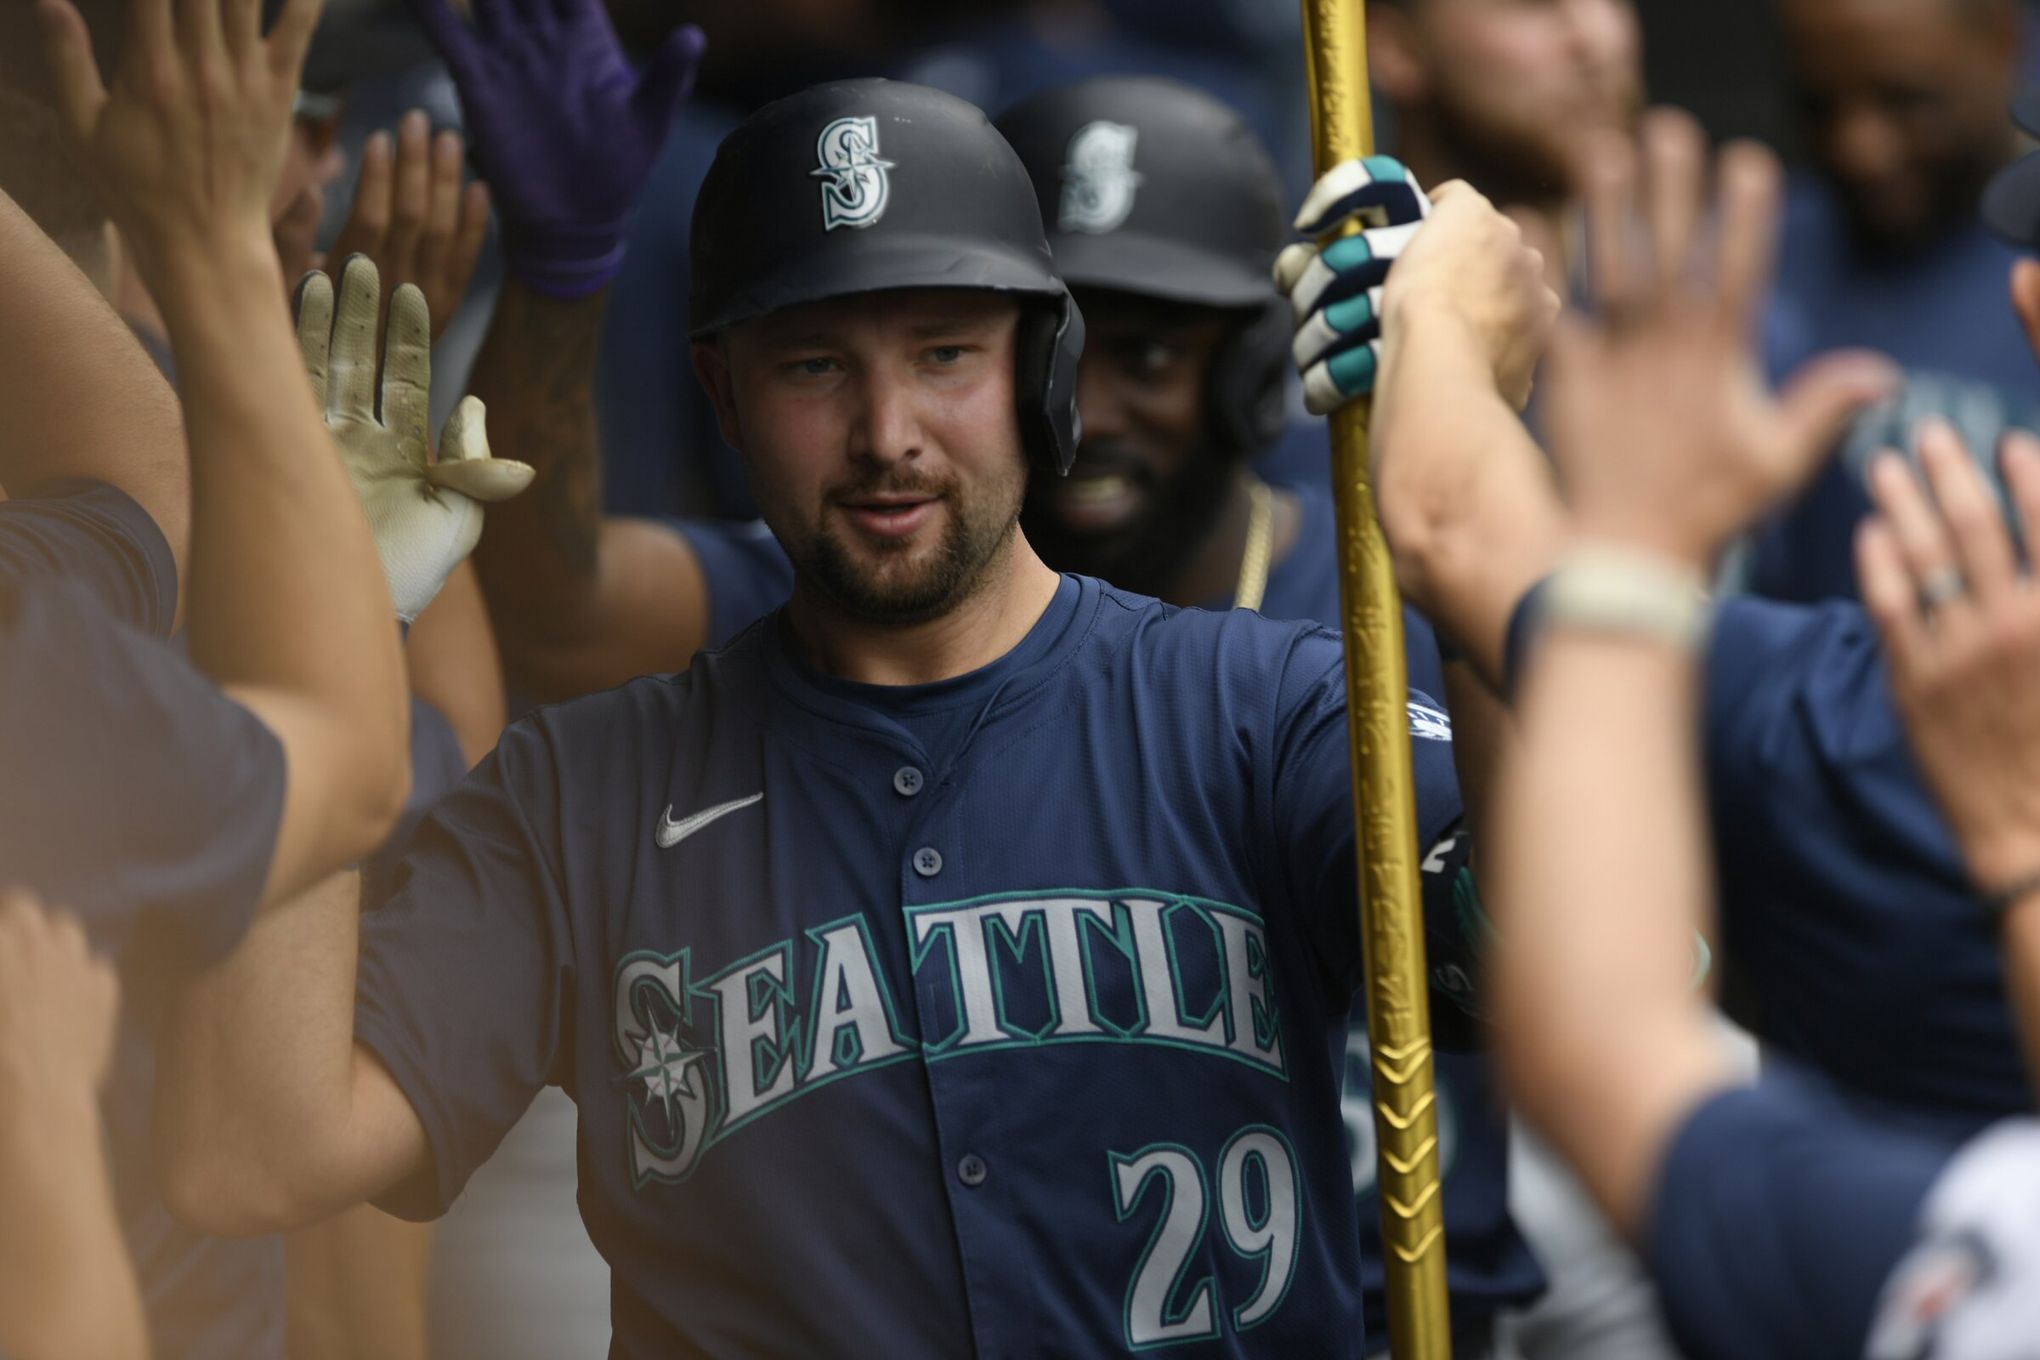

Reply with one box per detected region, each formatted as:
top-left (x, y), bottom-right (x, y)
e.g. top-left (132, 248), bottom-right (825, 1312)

top-left (427, 397), bottom-right (536, 501)
top-left (1776, 348), bottom-right (1899, 474)
top-left (631, 24), bottom-right (706, 128)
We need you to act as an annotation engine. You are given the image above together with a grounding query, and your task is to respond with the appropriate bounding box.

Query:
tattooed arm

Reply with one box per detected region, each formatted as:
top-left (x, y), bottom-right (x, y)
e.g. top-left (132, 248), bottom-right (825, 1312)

top-left (466, 282), bottom-right (714, 701)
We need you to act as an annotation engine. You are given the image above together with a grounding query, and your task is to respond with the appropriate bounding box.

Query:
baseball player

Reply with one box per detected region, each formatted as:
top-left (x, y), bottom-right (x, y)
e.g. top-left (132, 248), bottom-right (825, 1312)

top-left (153, 74), bottom-right (1544, 1357)
top-left (1478, 111), bottom-right (2040, 1360)
top-left (994, 76), bottom-right (1541, 1354)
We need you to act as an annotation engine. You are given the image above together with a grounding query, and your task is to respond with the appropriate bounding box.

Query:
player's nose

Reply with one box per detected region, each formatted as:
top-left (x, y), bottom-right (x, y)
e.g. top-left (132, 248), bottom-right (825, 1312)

top-left (846, 371), bottom-right (926, 467)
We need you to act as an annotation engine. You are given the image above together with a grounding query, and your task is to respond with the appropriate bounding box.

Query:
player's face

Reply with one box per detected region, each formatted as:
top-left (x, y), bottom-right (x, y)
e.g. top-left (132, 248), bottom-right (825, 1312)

top-left (1391, 0), bottom-right (1642, 203)
top-left (1022, 289), bottom-right (1233, 589)
top-left (703, 289), bottom-right (1029, 625)
top-left (1783, 0), bottom-right (2017, 250)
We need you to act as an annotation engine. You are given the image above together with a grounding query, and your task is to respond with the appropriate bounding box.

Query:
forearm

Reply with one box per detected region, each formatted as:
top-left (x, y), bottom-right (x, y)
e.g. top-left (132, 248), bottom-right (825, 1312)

top-left (157, 871), bottom-right (412, 1235)
top-left (154, 241), bottom-right (410, 886)
top-left (407, 561), bottom-right (507, 768)
top-left (0, 1098), bottom-right (148, 1360)
top-left (0, 189), bottom-right (188, 577)
top-left (1372, 304), bottom-right (1564, 686)
top-left (468, 280), bottom-right (610, 654)
top-left (1492, 632), bottom-right (1734, 1235)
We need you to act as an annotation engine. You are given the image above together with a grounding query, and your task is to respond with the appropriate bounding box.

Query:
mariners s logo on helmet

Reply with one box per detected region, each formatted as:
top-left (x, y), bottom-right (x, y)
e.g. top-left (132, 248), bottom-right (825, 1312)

top-left (812, 115), bottom-right (894, 231)
top-left (1059, 120), bottom-right (1142, 234)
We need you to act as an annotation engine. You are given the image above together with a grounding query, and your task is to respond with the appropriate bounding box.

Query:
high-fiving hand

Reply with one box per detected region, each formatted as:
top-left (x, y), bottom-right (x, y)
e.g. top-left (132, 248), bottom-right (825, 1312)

top-left (1858, 426), bottom-right (2040, 896)
top-left (406, 0), bottom-right (705, 297)
top-left (277, 110), bottom-right (492, 345)
top-left (1541, 110), bottom-right (1896, 568)
top-left (297, 256), bottom-right (534, 621)
top-left (0, 890), bottom-right (118, 1125)
top-left (36, 0), bottom-right (321, 293)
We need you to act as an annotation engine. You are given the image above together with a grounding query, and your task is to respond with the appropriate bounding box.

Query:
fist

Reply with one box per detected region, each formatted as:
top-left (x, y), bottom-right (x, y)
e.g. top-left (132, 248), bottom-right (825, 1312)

top-left (1381, 183), bottom-right (1560, 411)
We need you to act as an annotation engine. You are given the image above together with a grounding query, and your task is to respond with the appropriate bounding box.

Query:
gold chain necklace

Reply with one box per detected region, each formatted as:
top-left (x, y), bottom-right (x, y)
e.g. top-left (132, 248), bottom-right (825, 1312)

top-left (1234, 477), bottom-right (1273, 611)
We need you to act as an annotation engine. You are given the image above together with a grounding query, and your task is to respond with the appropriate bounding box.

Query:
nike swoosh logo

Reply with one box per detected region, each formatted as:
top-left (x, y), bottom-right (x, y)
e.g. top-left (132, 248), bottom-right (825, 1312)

top-left (655, 792), bottom-right (764, 850)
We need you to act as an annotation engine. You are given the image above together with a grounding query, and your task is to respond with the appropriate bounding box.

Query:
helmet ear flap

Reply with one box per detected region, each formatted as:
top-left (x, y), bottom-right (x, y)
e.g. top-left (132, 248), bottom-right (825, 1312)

top-left (1019, 293), bottom-right (1087, 476)
top-left (1209, 300), bottom-right (1293, 455)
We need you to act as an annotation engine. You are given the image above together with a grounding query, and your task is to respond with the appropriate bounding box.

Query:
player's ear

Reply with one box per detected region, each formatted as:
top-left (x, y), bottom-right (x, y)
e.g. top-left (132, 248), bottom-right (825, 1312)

top-left (691, 338), bottom-right (745, 453)
top-left (1367, 2), bottom-right (1428, 105)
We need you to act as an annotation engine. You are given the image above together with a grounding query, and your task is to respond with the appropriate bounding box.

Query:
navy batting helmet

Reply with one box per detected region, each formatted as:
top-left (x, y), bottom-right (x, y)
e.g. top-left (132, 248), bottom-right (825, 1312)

top-left (995, 77), bottom-right (1292, 456)
top-left (691, 78), bottom-right (1085, 476)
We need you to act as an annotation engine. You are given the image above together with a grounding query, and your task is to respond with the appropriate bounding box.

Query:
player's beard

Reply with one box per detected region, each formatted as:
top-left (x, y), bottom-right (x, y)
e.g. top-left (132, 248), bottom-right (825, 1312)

top-left (1023, 432), bottom-right (1235, 601)
top-left (791, 462), bottom-right (1026, 627)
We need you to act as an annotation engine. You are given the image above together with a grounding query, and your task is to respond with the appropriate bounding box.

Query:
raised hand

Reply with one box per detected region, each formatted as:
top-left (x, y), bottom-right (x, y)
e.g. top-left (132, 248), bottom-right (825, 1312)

top-left (406, 0), bottom-right (704, 297)
top-left (36, 0), bottom-right (321, 292)
top-left (1858, 425), bottom-right (2040, 893)
top-left (297, 256), bottom-right (534, 620)
top-left (0, 890), bottom-right (118, 1122)
top-left (1540, 109), bottom-right (1896, 568)
top-left (325, 111), bottom-right (492, 343)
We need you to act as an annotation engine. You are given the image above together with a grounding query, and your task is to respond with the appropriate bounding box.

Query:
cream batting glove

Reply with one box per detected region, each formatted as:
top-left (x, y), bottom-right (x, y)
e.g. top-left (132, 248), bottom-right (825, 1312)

top-left (295, 255), bottom-right (534, 621)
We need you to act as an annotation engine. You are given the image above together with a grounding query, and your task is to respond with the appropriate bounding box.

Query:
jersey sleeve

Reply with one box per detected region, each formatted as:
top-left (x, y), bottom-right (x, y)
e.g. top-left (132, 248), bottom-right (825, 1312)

top-left (1271, 632), bottom-right (1477, 1043)
top-left (0, 577), bottom-right (282, 970)
top-left (353, 714), bottom-right (577, 1221)
top-left (1645, 1071), bottom-right (1949, 1360)
top-left (0, 479), bottom-right (176, 634)
top-left (663, 518), bottom-right (794, 649)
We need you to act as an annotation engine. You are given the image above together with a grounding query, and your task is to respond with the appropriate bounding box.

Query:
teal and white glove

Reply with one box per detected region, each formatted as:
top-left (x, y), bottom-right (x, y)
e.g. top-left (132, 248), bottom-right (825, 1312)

top-left (294, 256), bottom-right (534, 621)
top-left (1273, 155), bottom-right (1432, 415)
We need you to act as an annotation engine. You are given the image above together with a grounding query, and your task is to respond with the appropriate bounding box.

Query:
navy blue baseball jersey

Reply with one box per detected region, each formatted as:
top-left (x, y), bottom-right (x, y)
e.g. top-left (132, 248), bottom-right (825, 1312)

top-left (1702, 596), bottom-right (2027, 1141)
top-left (0, 481), bottom-right (291, 1359)
top-left (357, 574), bottom-right (1469, 1357)
top-left (664, 516), bottom-right (795, 649)
top-left (1642, 1064), bottom-right (2036, 1360)
top-left (1197, 478), bottom-right (1540, 1337)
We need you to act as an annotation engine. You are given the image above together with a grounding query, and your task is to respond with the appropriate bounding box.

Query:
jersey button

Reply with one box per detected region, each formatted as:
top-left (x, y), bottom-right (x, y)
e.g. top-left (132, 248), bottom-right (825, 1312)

top-left (957, 1153), bottom-right (988, 1187)
top-left (913, 847), bottom-right (943, 878)
top-left (893, 766), bottom-right (924, 797)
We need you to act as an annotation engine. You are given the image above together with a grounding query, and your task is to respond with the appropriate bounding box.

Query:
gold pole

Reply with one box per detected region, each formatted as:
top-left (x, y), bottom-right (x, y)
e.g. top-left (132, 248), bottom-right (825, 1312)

top-left (1297, 3), bottom-right (1452, 1356)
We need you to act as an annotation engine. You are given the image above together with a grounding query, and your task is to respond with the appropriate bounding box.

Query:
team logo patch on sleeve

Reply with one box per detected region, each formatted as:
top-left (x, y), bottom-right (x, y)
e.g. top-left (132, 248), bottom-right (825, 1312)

top-left (1059, 120), bottom-right (1142, 234)
top-left (1867, 1120), bottom-right (2040, 1360)
top-left (1407, 700), bottom-right (1452, 742)
top-left (812, 116), bottom-right (894, 231)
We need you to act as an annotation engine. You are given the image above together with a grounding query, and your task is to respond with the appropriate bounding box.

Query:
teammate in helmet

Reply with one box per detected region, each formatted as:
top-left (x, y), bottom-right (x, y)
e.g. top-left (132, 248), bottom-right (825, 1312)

top-left (998, 76), bottom-right (1542, 1355)
top-left (155, 40), bottom-right (1556, 1352)
top-left (999, 76), bottom-right (1446, 700)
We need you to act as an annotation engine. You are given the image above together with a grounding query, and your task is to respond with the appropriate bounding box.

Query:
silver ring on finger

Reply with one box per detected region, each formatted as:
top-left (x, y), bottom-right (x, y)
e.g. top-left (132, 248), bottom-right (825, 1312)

top-left (1918, 566), bottom-right (1966, 614)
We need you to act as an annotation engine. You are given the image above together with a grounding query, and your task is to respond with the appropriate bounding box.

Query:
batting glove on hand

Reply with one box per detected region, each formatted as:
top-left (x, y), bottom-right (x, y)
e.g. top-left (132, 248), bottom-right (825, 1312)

top-left (296, 256), bottom-right (535, 622)
top-left (1274, 155), bottom-right (1431, 415)
top-left (406, 0), bottom-right (705, 297)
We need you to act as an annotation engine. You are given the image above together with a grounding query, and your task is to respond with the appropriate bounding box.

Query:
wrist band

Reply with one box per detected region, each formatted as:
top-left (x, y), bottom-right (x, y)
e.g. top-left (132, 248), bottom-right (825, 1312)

top-left (1982, 870), bottom-right (2040, 916)
top-left (1539, 543), bottom-right (1713, 650)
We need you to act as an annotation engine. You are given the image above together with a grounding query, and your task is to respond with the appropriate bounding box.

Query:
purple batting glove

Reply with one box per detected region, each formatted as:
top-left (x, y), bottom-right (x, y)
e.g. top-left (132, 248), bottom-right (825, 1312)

top-left (407, 0), bottom-right (705, 298)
